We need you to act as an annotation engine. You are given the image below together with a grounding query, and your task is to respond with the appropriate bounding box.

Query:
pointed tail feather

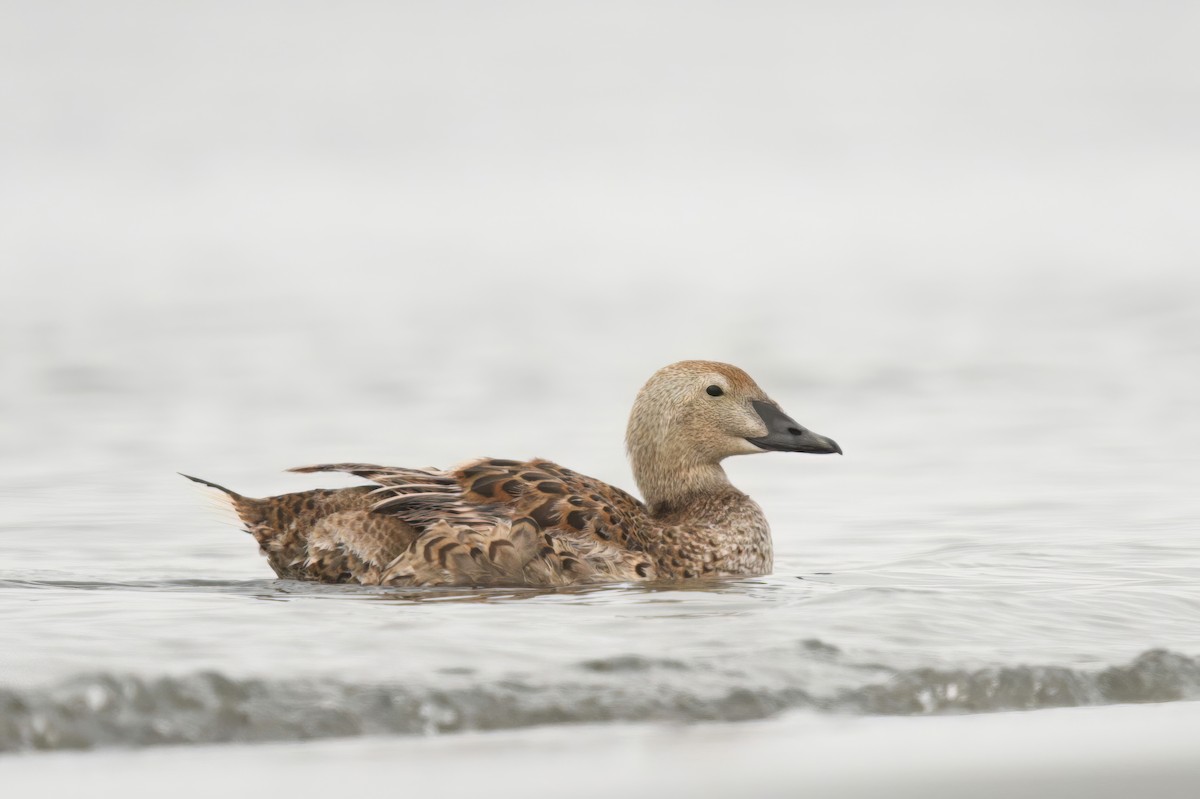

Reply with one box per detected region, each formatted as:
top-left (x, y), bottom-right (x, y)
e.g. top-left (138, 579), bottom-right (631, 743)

top-left (179, 473), bottom-right (265, 531)
top-left (179, 473), bottom-right (240, 496)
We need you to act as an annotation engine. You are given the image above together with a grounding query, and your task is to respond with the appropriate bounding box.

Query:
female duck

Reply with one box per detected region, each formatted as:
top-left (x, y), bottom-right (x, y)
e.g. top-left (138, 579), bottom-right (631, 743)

top-left (184, 360), bottom-right (840, 586)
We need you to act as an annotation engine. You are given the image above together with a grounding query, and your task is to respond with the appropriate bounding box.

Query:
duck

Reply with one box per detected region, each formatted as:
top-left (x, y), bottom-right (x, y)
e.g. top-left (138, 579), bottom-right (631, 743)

top-left (182, 360), bottom-right (841, 587)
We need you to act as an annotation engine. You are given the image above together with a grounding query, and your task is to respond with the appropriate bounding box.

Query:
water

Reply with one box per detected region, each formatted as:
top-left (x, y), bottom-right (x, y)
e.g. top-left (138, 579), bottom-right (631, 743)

top-left (1, 0), bottom-right (1199, 780)
top-left (2, 275), bottom-right (1198, 753)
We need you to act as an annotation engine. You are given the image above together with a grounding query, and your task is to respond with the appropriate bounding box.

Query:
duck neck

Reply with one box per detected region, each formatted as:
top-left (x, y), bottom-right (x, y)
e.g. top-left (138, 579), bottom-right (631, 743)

top-left (632, 451), bottom-right (740, 518)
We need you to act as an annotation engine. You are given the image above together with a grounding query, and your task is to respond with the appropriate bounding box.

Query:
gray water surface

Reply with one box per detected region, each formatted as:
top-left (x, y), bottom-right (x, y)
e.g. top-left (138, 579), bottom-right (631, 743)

top-left (2, 276), bottom-right (1199, 752)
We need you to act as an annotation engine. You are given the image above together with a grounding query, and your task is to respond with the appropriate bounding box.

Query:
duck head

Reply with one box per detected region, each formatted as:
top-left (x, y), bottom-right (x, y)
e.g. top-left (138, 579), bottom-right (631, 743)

top-left (625, 360), bottom-right (840, 511)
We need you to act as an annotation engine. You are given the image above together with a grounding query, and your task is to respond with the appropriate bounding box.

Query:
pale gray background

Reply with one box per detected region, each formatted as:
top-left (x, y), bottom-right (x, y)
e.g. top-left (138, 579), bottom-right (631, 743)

top-left (0, 1), bottom-right (1198, 788)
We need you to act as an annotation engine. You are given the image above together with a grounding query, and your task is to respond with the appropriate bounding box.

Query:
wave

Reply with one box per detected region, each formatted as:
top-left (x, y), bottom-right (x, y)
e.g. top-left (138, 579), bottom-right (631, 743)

top-left (1, 648), bottom-right (1197, 753)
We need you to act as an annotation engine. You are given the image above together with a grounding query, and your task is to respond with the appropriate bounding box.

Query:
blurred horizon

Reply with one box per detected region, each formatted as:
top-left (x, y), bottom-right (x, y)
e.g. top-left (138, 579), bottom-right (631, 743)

top-left (1, 0), bottom-right (1198, 482)
top-left (3, 1), bottom-right (1199, 296)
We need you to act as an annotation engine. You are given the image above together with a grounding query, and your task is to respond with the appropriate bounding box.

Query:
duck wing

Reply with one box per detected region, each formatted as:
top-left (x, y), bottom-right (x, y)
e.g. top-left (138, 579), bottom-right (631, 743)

top-left (455, 458), bottom-right (648, 548)
top-left (289, 462), bottom-right (506, 528)
top-left (289, 458), bottom-right (655, 586)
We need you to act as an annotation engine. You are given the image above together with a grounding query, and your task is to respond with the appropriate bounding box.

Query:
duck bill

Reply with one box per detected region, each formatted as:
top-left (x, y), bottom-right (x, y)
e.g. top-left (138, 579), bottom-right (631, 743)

top-left (745, 400), bottom-right (842, 454)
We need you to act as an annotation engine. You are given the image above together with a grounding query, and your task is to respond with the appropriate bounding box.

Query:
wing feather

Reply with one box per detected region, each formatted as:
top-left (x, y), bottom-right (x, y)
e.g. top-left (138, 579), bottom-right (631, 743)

top-left (290, 458), bottom-right (656, 586)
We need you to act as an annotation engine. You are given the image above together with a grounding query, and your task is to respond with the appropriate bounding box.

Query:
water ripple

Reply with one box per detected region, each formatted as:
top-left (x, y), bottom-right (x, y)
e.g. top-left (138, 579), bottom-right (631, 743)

top-left (1, 648), bottom-right (1195, 754)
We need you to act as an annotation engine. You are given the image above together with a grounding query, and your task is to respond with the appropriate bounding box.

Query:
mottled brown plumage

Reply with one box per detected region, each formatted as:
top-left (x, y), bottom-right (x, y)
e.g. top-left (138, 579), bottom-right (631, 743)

top-left (184, 360), bottom-right (841, 587)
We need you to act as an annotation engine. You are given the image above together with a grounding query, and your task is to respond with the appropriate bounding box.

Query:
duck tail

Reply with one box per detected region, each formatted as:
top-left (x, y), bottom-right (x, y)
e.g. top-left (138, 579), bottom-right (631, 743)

top-left (179, 473), bottom-right (266, 531)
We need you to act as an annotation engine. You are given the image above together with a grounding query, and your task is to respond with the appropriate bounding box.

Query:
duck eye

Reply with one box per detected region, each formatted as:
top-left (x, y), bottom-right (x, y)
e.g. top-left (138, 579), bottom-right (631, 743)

top-left (706, 385), bottom-right (724, 397)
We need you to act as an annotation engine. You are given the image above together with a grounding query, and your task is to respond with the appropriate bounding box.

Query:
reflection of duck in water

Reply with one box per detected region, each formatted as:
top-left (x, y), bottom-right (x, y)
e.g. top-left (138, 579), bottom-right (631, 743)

top-left (184, 360), bottom-right (841, 587)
